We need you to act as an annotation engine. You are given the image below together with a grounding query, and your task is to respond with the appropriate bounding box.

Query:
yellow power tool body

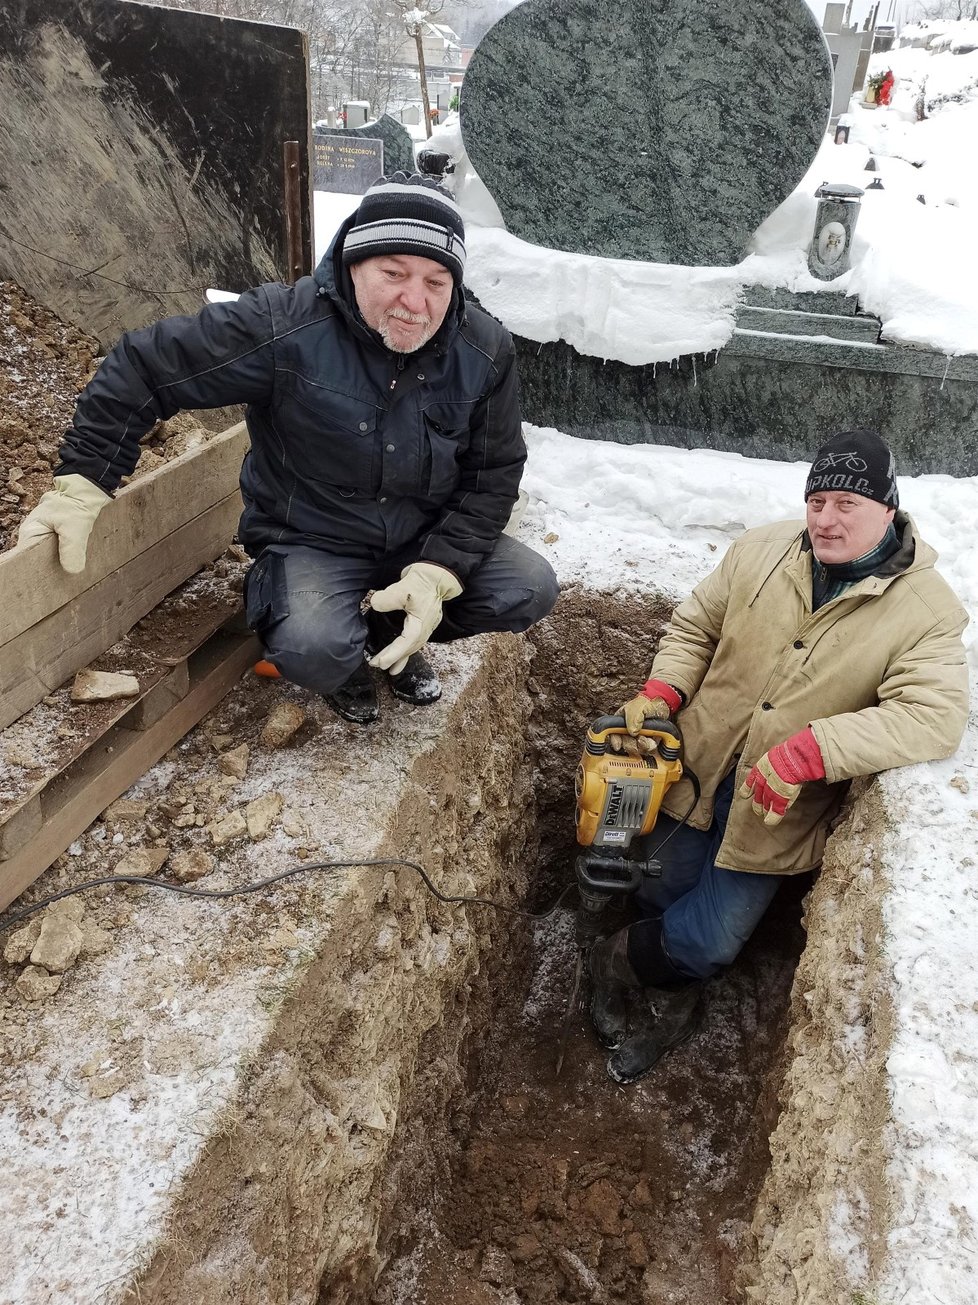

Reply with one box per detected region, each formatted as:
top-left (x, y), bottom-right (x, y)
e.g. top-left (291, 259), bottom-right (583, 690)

top-left (573, 715), bottom-right (684, 937)
top-left (555, 715), bottom-right (686, 1075)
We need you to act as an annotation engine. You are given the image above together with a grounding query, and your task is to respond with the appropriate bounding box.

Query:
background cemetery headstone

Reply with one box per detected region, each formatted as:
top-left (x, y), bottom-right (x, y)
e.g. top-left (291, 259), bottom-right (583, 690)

top-left (343, 113), bottom-right (415, 175)
top-left (344, 101), bottom-right (370, 128)
top-left (461, 0), bottom-right (832, 265)
top-left (313, 134), bottom-right (384, 194)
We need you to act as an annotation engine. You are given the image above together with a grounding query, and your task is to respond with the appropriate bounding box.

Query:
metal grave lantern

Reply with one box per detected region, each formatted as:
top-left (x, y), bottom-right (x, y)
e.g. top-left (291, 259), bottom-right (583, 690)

top-left (807, 182), bottom-right (864, 281)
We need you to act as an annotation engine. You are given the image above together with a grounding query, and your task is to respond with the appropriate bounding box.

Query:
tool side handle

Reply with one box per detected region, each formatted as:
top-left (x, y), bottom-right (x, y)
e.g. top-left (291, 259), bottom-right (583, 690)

top-left (589, 714), bottom-right (684, 746)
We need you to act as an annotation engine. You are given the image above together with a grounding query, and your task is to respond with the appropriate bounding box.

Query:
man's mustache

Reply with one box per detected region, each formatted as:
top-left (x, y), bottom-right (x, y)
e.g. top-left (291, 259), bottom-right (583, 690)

top-left (385, 307), bottom-right (431, 327)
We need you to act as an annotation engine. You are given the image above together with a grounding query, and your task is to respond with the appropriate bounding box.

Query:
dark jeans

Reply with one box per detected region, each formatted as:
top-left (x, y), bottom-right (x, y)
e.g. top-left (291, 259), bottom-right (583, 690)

top-left (633, 772), bottom-right (783, 981)
top-left (243, 534), bottom-right (560, 695)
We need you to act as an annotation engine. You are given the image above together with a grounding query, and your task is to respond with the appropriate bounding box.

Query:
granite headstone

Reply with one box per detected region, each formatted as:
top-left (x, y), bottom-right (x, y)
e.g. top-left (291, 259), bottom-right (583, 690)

top-left (461, 0), bottom-right (833, 265)
top-left (344, 113), bottom-right (415, 175)
top-left (313, 133), bottom-right (384, 193)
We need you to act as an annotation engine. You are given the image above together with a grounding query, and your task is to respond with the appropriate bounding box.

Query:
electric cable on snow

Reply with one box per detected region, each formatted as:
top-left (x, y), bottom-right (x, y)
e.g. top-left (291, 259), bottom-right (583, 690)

top-left (0, 783), bottom-right (700, 935)
top-left (0, 858), bottom-right (579, 932)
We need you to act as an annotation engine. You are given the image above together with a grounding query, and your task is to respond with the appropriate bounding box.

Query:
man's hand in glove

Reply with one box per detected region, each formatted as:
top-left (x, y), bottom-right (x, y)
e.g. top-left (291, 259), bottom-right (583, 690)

top-left (367, 562), bottom-right (463, 675)
top-left (740, 727), bottom-right (825, 826)
top-left (18, 474), bottom-right (112, 574)
top-left (618, 677), bottom-right (683, 734)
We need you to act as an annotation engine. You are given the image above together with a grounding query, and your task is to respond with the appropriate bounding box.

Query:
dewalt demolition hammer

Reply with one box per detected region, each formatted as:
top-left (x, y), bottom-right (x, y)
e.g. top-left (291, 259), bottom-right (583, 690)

top-left (556, 715), bottom-right (686, 1073)
top-left (574, 715), bottom-right (684, 939)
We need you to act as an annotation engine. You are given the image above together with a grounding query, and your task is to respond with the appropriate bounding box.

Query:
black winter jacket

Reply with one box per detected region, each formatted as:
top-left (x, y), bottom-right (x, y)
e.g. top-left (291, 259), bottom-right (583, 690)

top-left (55, 218), bottom-right (527, 581)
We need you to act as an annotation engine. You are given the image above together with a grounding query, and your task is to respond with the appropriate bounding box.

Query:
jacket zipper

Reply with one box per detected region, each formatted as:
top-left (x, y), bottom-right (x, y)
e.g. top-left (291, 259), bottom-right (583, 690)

top-left (389, 355), bottom-right (406, 392)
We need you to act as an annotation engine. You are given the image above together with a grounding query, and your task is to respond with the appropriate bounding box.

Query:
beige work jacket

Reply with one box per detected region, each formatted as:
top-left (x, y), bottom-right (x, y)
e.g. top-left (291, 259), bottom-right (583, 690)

top-left (651, 514), bottom-right (969, 875)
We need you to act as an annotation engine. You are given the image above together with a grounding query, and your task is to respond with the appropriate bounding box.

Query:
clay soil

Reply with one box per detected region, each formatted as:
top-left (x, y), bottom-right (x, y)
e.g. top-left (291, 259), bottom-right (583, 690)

top-left (0, 279), bottom-right (228, 553)
top-left (372, 867), bottom-right (809, 1305)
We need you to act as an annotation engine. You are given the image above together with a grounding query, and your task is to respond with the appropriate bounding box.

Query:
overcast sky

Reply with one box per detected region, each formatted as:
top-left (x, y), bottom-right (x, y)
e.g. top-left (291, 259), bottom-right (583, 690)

top-left (803, 0), bottom-right (915, 27)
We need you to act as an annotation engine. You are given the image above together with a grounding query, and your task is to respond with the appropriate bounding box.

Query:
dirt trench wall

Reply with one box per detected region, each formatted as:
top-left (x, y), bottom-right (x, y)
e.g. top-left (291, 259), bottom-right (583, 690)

top-left (740, 778), bottom-right (893, 1303)
top-left (122, 633), bottom-right (540, 1305)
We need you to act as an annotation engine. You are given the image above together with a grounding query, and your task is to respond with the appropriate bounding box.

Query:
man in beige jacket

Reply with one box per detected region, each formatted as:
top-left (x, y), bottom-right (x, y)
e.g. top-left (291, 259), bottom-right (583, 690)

top-left (591, 430), bottom-right (969, 1084)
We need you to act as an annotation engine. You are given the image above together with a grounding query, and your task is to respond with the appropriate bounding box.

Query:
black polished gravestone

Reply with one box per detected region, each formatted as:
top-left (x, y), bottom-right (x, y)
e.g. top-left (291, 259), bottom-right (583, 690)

top-left (461, 0), bottom-right (833, 266)
top-left (313, 134), bottom-right (385, 194)
top-left (344, 113), bottom-right (416, 175)
top-left (0, 0), bottom-right (312, 346)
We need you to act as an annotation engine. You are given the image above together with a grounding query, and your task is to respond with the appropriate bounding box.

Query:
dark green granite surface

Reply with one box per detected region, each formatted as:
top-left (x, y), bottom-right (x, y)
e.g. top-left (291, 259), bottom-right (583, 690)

top-left (514, 336), bottom-right (978, 475)
top-left (345, 113), bottom-right (415, 175)
top-left (461, 0), bottom-right (833, 264)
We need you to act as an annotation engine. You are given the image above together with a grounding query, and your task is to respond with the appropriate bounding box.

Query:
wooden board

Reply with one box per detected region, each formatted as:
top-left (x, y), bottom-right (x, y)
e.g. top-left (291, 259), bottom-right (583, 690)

top-left (0, 582), bottom-right (244, 856)
top-left (0, 491), bottom-right (244, 731)
top-left (0, 629), bottom-right (261, 912)
top-left (1, 422), bottom-right (249, 645)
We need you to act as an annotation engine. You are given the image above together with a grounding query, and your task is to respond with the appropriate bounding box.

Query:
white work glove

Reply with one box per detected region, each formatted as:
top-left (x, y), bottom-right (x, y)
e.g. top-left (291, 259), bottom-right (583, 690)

top-left (367, 562), bottom-right (463, 675)
top-left (17, 474), bottom-right (112, 574)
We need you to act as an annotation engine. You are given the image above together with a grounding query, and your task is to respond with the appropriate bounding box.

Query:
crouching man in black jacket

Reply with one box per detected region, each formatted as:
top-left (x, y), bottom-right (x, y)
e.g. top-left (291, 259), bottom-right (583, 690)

top-left (19, 174), bottom-right (559, 723)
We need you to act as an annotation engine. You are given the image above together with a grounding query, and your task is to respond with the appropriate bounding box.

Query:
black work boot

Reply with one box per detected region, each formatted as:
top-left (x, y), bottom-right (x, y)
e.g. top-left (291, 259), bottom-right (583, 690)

top-left (588, 930), bottom-right (640, 1050)
top-left (606, 985), bottom-right (703, 1084)
top-left (324, 661), bottom-right (378, 724)
top-left (388, 653), bottom-right (442, 705)
top-left (367, 610), bottom-right (442, 706)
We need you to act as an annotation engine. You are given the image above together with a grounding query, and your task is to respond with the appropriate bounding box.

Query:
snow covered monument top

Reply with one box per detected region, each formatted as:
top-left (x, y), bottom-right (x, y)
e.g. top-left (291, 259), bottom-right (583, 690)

top-left (460, 0), bottom-right (832, 266)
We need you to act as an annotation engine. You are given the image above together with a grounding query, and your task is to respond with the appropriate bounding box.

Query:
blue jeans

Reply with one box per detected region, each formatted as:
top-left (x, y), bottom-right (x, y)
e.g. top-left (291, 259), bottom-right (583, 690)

top-left (633, 772), bottom-right (783, 981)
top-left (243, 534), bottom-right (559, 695)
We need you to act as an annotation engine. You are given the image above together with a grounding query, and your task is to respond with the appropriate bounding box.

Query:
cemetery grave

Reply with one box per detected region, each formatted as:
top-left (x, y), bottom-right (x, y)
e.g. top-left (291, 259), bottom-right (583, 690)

top-left (2, 0), bottom-right (977, 1301)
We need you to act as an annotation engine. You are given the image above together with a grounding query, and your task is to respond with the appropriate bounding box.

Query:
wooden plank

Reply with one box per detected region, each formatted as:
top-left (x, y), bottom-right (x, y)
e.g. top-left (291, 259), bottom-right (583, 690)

top-left (0, 492), bottom-right (241, 731)
top-left (0, 422), bottom-right (248, 646)
top-left (124, 662), bottom-right (192, 732)
top-left (0, 583), bottom-right (245, 848)
top-left (0, 630), bottom-right (261, 912)
top-left (0, 795), bottom-right (42, 861)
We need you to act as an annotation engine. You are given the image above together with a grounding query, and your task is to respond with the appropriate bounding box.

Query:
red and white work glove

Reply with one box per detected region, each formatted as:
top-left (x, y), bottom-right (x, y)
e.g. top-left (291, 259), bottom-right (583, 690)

top-left (367, 562), bottom-right (463, 675)
top-left (612, 678), bottom-right (683, 757)
top-left (740, 727), bottom-right (825, 826)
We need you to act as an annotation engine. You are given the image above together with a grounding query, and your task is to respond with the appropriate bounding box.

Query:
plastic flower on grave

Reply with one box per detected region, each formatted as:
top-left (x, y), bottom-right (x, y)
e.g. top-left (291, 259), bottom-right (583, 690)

top-left (878, 70), bottom-right (895, 106)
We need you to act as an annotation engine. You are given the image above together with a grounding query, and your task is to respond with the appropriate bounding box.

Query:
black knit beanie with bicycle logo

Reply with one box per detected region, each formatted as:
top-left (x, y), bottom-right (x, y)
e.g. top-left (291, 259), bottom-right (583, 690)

top-left (805, 430), bottom-right (899, 508)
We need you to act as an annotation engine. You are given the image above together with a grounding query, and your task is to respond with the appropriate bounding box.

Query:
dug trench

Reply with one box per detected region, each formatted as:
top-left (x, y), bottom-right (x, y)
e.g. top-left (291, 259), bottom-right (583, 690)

top-left (4, 579), bottom-right (870, 1305)
top-left (330, 586), bottom-right (808, 1305)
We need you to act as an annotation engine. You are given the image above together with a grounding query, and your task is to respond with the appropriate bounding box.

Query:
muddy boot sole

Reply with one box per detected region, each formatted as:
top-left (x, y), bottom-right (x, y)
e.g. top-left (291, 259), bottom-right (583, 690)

top-left (324, 664), bottom-right (379, 724)
top-left (588, 934), bottom-right (638, 1050)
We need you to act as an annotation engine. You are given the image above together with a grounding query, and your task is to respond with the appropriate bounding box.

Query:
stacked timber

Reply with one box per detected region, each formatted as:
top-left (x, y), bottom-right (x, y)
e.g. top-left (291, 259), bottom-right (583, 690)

top-left (0, 423), bottom-right (257, 909)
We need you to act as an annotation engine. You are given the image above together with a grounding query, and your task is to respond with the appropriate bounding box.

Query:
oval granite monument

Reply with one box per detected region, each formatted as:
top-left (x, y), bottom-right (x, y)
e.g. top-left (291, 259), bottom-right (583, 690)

top-left (461, 0), bottom-right (833, 266)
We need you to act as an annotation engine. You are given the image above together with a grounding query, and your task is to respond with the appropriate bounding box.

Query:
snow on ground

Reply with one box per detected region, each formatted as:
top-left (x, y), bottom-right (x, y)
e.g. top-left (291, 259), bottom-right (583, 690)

top-left (518, 425), bottom-right (978, 1303)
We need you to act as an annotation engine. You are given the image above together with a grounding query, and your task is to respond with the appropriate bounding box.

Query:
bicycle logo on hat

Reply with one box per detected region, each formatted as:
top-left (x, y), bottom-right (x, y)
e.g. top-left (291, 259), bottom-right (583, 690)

top-left (812, 451), bottom-right (867, 473)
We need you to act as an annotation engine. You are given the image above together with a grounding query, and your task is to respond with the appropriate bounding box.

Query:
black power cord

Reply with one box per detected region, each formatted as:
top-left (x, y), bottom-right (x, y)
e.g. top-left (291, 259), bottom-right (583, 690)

top-left (0, 772), bottom-right (701, 935)
top-left (0, 858), bottom-right (579, 933)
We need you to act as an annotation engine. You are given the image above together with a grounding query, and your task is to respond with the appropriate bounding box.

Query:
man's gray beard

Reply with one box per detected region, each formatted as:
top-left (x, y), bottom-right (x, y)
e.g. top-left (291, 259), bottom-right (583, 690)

top-left (380, 310), bottom-right (434, 354)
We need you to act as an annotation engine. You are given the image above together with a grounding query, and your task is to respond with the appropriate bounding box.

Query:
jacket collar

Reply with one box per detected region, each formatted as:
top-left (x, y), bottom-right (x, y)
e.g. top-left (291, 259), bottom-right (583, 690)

top-left (312, 214), bottom-right (464, 358)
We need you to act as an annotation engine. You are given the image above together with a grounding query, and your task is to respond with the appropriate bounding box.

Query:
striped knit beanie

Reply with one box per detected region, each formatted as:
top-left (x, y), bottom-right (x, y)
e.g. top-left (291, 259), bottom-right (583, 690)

top-left (342, 172), bottom-right (466, 285)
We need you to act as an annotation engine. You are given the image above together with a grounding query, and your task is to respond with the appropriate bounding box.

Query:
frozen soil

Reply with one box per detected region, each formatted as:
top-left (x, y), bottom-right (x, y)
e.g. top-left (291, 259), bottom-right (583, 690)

top-left (371, 879), bottom-right (808, 1305)
top-left (0, 279), bottom-right (230, 554)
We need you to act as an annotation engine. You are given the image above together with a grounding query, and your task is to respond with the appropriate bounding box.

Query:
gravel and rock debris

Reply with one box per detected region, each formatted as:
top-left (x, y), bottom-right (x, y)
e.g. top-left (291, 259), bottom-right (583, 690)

top-left (0, 278), bottom-right (220, 554)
